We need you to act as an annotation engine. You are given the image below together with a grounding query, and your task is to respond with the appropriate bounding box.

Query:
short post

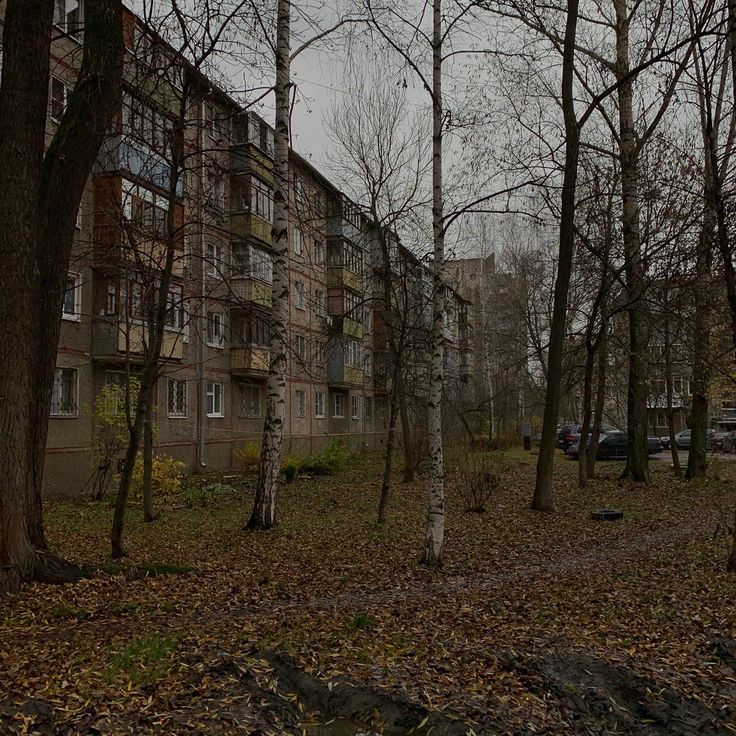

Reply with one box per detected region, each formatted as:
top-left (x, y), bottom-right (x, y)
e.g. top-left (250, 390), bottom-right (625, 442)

top-left (522, 423), bottom-right (531, 451)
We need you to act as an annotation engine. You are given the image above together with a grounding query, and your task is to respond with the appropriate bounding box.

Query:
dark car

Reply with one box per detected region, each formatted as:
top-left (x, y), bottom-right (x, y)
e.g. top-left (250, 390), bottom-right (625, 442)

top-left (558, 423), bottom-right (619, 453)
top-left (568, 431), bottom-right (662, 460)
top-left (671, 428), bottom-right (719, 451)
top-left (557, 424), bottom-right (581, 452)
top-left (724, 430), bottom-right (736, 453)
top-left (567, 424), bottom-right (620, 453)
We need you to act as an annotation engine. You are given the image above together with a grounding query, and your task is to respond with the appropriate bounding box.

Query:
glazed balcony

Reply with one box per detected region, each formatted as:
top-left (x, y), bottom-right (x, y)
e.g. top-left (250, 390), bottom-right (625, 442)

top-left (230, 143), bottom-right (274, 187)
top-left (231, 345), bottom-right (270, 378)
top-left (230, 276), bottom-right (272, 310)
top-left (230, 212), bottom-right (272, 247)
top-left (91, 317), bottom-right (183, 362)
top-left (327, 266), bottom-right (363, 293)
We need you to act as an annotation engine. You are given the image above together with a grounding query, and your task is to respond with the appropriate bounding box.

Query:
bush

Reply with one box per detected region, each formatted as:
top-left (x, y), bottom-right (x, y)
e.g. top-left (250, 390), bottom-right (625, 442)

top-left (453, 450), bottom-right (507, 513)
top-left (280, 440), bottom-right (350, 482)
top-left (130, 454), bottom-right (184, 498)
top-left (183, 482), bottom-right (237, 508)
top-left (235, 441), bottom-right (261, 472)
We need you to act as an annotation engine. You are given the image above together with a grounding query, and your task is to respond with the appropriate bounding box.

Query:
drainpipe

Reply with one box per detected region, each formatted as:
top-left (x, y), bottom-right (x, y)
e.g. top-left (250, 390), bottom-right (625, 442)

top-left (197, 95), bottom-right (207, 468)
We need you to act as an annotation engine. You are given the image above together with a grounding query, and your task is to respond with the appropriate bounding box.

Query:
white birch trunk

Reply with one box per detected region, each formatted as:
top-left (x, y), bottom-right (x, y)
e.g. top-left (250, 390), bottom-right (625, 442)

top-left (423, 0), bottom-right (445, 566)
top-left (247, 0), bottom-right (290, 529)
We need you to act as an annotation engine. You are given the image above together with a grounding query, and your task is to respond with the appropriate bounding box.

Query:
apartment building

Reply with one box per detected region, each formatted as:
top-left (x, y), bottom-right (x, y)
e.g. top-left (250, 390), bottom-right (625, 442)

top-left (6, 5), bottom-right (473, 496)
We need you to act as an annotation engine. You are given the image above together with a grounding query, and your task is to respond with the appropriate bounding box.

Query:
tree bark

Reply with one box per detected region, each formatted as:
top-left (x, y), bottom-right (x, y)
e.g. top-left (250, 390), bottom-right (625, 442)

top-left (0, 0), bottom-right (123, 593)
top-left (423, 0), bottom-right (446, 566)
top-left (399, 375), bottom-right (414, 482)
top-left (142, 403), bottom-right (155, 522)
top-left (247, 0), bottom-right (291, 530)
top-left (378, 364), bottom-right (401, 524)
top-left (662, 293), bottom-right (682, 478)
top-left (587, 330), bottom-right (607, 479)
top-left (532, 0), bottom-right (580, 511)
top-left (614, 0), bottom-right (650, 484)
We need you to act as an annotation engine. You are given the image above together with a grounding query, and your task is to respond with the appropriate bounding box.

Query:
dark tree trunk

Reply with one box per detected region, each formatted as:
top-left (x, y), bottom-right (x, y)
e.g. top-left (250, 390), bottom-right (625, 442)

top-left (533, 0), bottom-right (580, 512)
top-left (662, 295), bottom-right (682, 478)
top-left (142, 403), bottom-right (155, 523)
top-left (378, 367), bottom-right (401, 524)
top-left (0, 0), bottom-right (123, 593)
top-left (686, 215), bottom-right (713, 478)
top-left (399, 377), bottom-right (414, 482)
top-left (587, 332), bottom-right (607, 479)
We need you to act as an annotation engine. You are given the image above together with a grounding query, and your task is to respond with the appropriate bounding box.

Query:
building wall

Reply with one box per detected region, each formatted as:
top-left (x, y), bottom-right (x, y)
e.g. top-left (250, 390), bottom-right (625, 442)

top-left (2, 8), bottom-right (468, 497)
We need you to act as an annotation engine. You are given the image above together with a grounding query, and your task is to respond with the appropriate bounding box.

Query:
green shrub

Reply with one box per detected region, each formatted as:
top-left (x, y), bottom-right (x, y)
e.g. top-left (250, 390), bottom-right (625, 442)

top-left (280, 440), bottom-right (350, 482)
top-left (130, 454), bottom-right (184, 497)
top-left (183, 482), bottom-right (237, 508)
top-left (235, 441), bottom-right (261, 472)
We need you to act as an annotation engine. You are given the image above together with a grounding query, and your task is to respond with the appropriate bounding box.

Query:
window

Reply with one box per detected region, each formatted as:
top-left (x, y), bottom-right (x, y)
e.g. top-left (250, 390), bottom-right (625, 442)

top-left (315, 341), bottom-right (326, 367)
top-left (165, 283), bottom-right (185, 330)
top-left (207, 312), bottom-right (224, 348)
top-left (333, 392), bottom-right (344, 418)
top-left (206, 381), bottom-right (224, 417)
top-left (364, 396), bottom-right (373, 420)
top-left (50, 77), bottom-right (67, 123)
top-left (315, 391), bottom-right (325, 418)
top-left (208, 174), bottom-right (225, 210)
top-left (122, 91), bottom-right (174, 159)
top-left (295, 281), bottom-right (305, 310)
top-left (314, 239), bottom-right (324, 266)
top-left (167, 378), bottom-right (187, 418)
top-left (295, 174), bottom-right (307, 205)
top-left (62, 272), bottom-right (81, 321)
top-left (247, 113), bottom-right (274, 155)
top-left (54, 0), bottom-right (81, 37)
top-left (295, 389), bottom-right (306, 417)
top-left (251, 177), bottom-right (273, 221)
top-left (51, 368), bottom-right (77, 417)
top-left (238, 383), bottom-right (261, 418)
top-left (292, 225), bottom-right (304, 255)
top-left (351, 395), bottom-right (359, 420)
top-left (294, 334), bottom-right (306, 363)
top-left (344, 289), bottom-right (362, 321)
top-left (207, 242), bottom-right (224, 278)
top-left (123, 179), bottom-right (168, 238)
top-left (205, 102), bottom-right (225, 140)
top-left (106, 282), bottom-right (117, 315)
top-left (232, 243), bottom-right (273, 283)
top-left (343, 241), bottom-right (363, 275)
top-left (238, 314), bottom-right (270, 347)
top-left (344, 340), bottom-right (362, 368)
top-left (315, 290), bottom-right (326, 318)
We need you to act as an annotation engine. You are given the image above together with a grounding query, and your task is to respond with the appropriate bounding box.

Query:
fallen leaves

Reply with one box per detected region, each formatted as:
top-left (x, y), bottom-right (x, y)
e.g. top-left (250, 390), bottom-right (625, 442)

top-left (0, 452), bottom-right (734, 733)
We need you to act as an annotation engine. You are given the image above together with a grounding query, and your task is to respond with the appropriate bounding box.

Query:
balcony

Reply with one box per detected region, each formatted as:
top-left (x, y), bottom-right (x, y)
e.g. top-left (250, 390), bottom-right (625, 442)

top-left (91, 317), bottom-right (183, 361)
top-left (230, 212), bottom-right (272, 247)
top-left (231, 345), bottom-right (270, 378)
top-left (230, 276), bottom-right (272, 309)
top-left (230, 144), bottom-right (274, 187)
top-left (327, 363), bottom-right (364, 388)
top-left (327, 266), bottom-right (363, 293)
top-left (327, 209), bottom-right (362, 244)
top-left (95, 136), bottom-right (184, 196)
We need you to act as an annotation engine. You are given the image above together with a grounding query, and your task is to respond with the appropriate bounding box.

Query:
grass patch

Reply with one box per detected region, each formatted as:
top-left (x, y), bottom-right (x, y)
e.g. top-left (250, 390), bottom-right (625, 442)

top-left (350, 612), bottom-right (375, 632)
top-left (107, 633), bottom-right (178, 687)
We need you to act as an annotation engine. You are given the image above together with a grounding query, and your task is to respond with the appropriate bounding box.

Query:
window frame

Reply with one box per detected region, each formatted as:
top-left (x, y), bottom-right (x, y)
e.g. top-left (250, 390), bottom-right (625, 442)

top-left (351, 394), bottom-right (359, 420)
top-left (332, 392), bottom-right (344, 418)
top-left (50, 367), bottom-right (79, 418)
top-left (50, 76), bottom-right (68, 124)
top-left (167, 377), bottom-right (187, 418)
top-left (62, 272), bottom-right (82, 322)
top-left (315, 391), bottom-right (325, 418)
top-left (206, 311), bottom-right (225, 348)
top-left (295, 389), bottom-right (306, 418)
top-left (238, 383), bottom-right (262, 418)
top-left (295, 280), bottom-right (306, 310)
top-left (206, 380), bottom-right (224, 417)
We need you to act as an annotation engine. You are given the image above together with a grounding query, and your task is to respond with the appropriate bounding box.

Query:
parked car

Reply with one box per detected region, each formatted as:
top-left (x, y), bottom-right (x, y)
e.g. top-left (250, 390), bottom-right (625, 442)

top-left (557, 424), bottom-right (620, 453)
top-left (568, 431), bottom-right (662, 460)
top-left (669, 428), bottom-right (719, 451)
top-left (724, 430), bottom-right (736, 453)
